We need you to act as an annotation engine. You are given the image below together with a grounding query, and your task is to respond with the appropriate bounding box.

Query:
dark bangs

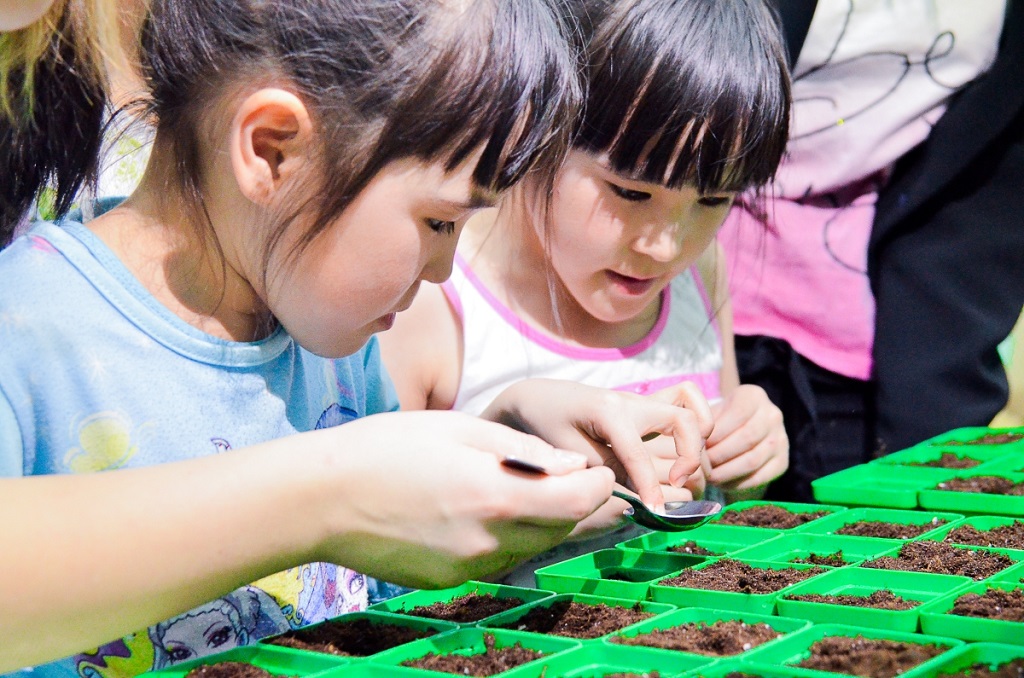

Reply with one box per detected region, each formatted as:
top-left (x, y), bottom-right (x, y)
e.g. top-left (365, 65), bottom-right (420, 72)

top-left (575, 0), bottom-right (791, 193)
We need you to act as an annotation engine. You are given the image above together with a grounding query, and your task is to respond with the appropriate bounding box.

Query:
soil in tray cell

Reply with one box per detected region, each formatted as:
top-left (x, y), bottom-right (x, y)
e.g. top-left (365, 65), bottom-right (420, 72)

top-left (936, 477), bottom-right (1024, 496)
top-left (950, 587), bottom-right (1024, 621)
top-left (792, 551), bottom-right (849, 567)
top-left (861, 540), bottom-right (1014, 579)
top-left (944, 521), bottom-right (1024, 550)
top-left (783, 590), bottom-right (919, 610)
top-left (836, 519), bottom-right (947, 539)
top-left (184, 664), bottom-right (286, 678)
top-left (497, 600), bottom-right (653, 640)
top-left (401, 633), bottom-right (540, 675)
top-left (610, 619), bottom-right (780, 656)
top-left (716, 504), bottom-right (828, 529)
top-left (398, 593), bottom-right (524, 623)
top-left (669, 541), bottom-right (721, 556)
top-left (795, 636), bottom-right (946, 678)
top-left (267, 617), bottom-right (435, 656)
top-left (658, 559), bottom-right (826, 594)
top-left (940, 433), bottom-right (1024, 446)
top-left (939, 659), bottom-right (1024, 677)
top-left (906, 453), bottom-right (984, 469)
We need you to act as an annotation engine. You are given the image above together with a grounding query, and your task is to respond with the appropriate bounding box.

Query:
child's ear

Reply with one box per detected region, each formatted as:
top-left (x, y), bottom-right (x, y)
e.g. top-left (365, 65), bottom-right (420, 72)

top-left (231, 88), bottom-right (313, 205)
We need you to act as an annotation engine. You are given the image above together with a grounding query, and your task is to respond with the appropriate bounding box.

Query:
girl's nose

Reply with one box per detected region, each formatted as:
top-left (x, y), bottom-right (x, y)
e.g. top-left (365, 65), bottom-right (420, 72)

top-left (633, 225), bottom-right (683, 263)
top-left (422, 239), bottom-right (458, 284)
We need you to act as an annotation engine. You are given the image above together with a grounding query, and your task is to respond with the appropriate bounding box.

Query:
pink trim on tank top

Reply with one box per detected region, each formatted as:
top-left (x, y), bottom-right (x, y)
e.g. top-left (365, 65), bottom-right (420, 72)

top-left (449, 253), bottom-right (670, 361)
top-left (615, 373), bottom-right (721, 400)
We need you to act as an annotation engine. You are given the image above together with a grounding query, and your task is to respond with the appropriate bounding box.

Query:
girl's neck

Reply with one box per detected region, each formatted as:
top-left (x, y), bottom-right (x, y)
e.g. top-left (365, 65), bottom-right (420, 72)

top-left (470, 201), bottom-right (660, 349)
top-left (87, 140), bottom-right (275, 343)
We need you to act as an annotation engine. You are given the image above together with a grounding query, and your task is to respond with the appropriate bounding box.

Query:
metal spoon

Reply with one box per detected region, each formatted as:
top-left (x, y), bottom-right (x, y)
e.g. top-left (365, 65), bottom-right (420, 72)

top-left (500, 457), bottom-right (722, 532)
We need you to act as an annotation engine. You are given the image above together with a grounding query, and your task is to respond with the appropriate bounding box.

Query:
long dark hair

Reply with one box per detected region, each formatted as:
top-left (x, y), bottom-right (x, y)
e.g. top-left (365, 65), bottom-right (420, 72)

top-left (139, 0), bottom-right (581, 271)
top-left (566, 0), bottom-right (791, 193)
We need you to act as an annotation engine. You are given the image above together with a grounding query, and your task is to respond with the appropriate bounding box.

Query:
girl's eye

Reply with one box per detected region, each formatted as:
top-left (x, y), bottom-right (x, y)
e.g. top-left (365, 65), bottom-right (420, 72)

top-left (426, 218), bottom-right (456, 235)
top-left (697, 195), bottom-right (733, 208)
top-left (608, 183), bottom-right (651, 202)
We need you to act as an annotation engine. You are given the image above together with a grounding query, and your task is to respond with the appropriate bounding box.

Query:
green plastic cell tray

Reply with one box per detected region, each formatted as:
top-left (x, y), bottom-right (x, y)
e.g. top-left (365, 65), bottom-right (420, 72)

top-left (711, 500), bottom-right (848, 532)
top-left (603, 606), bottom-right (810, 661)
top-left (680, 658), bottom-right (852, 678)
top-left (916, 642), bottom-right (1024, 676)
top-left (368, 581), bottom-right (554, 626)
top-left (313, 664), bottom-right (432, 677)
top-left (859, 540), bottom-right (1024, 581)
top-left (499, 641), bottom-right (712, 678)
top-left (137, 644), bottom-right (351, 678)
top-left (917, 471), bottom-right (1024, 517)
top-left (477, 592), bottom-right (676, 642)
top-left (922, 515), bottom-right (1024, 553)
top-left (647, 558), bottom-right (832, 614)
top-left (921, 426), bottom-right (1024, 449)
top-left (870, 443), bottom-right (1018, 471)
top-left (534, 549), bottom-right (706, 601)
top-left (739, 623), bottom-right (963, 677)
top-left (919, 580), bottom-right (1024, 645)
top-left (811, 464), bottom-right (958, 509)
top-left (729, 532), bottom-right (902, 567)
top-left (775, 566), bottom-right (972, 633)
top-left (617, 523), bottom-right (782, 557)
top-left (259, 609), bottom-right (459, 658)
top-left (796, 507), bottom-right (964, 540)
top-left (368, 627), bottom-right (581, 676)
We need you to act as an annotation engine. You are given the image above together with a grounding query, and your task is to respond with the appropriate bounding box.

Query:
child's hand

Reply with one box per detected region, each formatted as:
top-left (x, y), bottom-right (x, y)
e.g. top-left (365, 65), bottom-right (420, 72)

top-left (482, 378), bottom-right (713, 512)
top-left (704, 384), bottom-right (788, 498)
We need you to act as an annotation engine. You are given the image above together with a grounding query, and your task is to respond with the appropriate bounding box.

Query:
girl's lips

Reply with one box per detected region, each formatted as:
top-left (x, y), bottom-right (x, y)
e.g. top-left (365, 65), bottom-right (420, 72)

top-left (378, 312), bottom-right (397, 330)
top-left (606, 270), bottom-right (657, 296)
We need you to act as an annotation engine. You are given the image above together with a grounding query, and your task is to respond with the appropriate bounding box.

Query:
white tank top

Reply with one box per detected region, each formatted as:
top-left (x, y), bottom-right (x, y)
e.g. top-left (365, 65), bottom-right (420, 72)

top-left (443, 254), bottom-right (723, 416)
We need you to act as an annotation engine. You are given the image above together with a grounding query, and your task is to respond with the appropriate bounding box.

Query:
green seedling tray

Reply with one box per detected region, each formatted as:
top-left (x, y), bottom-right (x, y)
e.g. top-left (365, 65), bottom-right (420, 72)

top-left (368, 581), bottom-right (554, 626)
top-left (860, 540), bottom-right (1024, 581)
top-left (796, 506), bottom-right (964, 540)
top-left (260, 609), bottom-right (459, 657)
top-left (369, 627), bottom-right (580, 676)
top-left (918, 642), bottom-right (1024, 676)
top-left (647, 558), bottom-right (831, 614)
top-left (739, 623), bottom-right (963, 676)
top-left (811, 464), bottom-right (957, 509)
top-left (313, 664), bottom-right (435, 677)
top-left (604, 606), bottom-right (810, 660)
top-left (775, 566), bottom-right (972, 633)
top-left (871, 443), bottom-right (1017, 470)
top-left (712, 500), bottom-right (847, 532)
top-left (924, 515), bottom-right (1024, 551)
top-left (138, 644), bottom-right (351, 678)
top-left (478, 592), bottom-right (676, 642)
top-left (505, 641), bottom-right (711, 678)
top-left (680, 658), bottom-right (848, 678)
top-left (534, 549), bottom-right (705, 601)
top-left (730, 532), bottom-right (902, 567)
top-left (919, 581), bottom-right (1024, 645)
top-left (918, 471), bottom-right (1024, 517)
top-left (617, 523), bottom-right (782, 556)
top-left (922, 426), bottom-right (1024, 449)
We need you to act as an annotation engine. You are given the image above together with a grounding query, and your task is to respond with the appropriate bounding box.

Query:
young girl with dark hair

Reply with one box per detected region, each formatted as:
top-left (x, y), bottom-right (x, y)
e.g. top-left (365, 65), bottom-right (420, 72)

top-left (381, 0), bottom-right (793, 585)
top-left (0, 0), bottom-right (713, 674)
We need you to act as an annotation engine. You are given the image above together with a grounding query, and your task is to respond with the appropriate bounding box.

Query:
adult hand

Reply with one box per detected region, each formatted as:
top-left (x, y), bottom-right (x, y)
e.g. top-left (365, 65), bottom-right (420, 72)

top-left (311, 409), bottom-right (616, 588)
top-left (704, 384), bottom-right (788, 499)
top-left (480, 378), bottom-right (712, 512)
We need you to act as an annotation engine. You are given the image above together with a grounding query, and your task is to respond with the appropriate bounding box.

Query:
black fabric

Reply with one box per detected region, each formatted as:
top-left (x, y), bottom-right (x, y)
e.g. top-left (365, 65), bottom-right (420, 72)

top-left (769, 0), bottom-right (819, 68)
top-left (735, 335), bottom-right (875, 503)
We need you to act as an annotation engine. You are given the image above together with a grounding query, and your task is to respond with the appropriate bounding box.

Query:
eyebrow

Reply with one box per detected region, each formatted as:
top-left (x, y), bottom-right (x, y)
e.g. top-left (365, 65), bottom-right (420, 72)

top-left (441, 189), bottom-right (498, 211)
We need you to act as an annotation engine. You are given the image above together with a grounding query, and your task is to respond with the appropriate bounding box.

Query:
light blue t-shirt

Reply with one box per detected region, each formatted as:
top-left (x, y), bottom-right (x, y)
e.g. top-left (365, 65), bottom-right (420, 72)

top-left (0, 221), bottom-right (400, 678)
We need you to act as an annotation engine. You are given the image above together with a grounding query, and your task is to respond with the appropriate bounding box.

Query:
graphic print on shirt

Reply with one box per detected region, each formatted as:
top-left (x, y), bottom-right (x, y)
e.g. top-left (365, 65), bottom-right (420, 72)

top-left (64, 411), bottom-right (153, 473)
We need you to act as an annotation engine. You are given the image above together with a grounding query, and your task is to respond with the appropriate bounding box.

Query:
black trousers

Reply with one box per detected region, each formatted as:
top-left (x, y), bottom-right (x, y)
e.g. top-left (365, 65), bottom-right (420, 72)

top-left (735, 335), bottom-right (877, 504)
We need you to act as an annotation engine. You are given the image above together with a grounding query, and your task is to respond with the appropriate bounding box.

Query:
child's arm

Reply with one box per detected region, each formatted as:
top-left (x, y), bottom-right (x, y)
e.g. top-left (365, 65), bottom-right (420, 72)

top-left (697, 242), bottom-right (789, 500)
top-left (0, 412), bottom-right (613, 672)
top-left (379, 281), bottom-right (463, 410)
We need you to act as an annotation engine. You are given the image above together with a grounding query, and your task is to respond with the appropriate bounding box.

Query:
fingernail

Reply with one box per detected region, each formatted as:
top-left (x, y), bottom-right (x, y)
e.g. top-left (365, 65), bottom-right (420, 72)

top-left (554, 449), bottom-right (588, 466)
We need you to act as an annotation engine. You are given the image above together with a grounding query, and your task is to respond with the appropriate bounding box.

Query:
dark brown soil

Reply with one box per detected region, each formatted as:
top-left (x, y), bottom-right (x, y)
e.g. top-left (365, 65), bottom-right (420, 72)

top-left (783, 590), bottom-right (919, 610)
top-left (792, 552), bottom-right (849, 567)
top-left (939, 659), bottom-right (1024, 677)
top-left (950, 587), bottom-right (1024, 621)
top-left (936, 477), bottom-right (1024, 496)
top-left (266, 617), bottom-right (435, 656)
top-left (906, 453), bottom-right (983, 469)
top-left (610, 619), bottom-right (780, 656)
top-left (717, 504), bottom-right (829, 529)
top-left (836, 519), bottom-right (947, 539)
top-left (399, 593), bottom-right (525, 623)
top-left (940, 433), bottom-right (1024, 446)
top-left (944, 522), bottom-right (1024, 550)
top-left (669, 541), bottom-right (720, 556)
top-left (184, 664), bottom-right (281, 678)
top-left (496, 600), bottom-right (652, 639)
top-left (795, 636), bottom-right (947, 678)
top-left (401, 633), bottom-right (540, 676)
top-left (658, 559), bottom-right (826, 594)
top-left (861, 540), bottom-right (1014, 579)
